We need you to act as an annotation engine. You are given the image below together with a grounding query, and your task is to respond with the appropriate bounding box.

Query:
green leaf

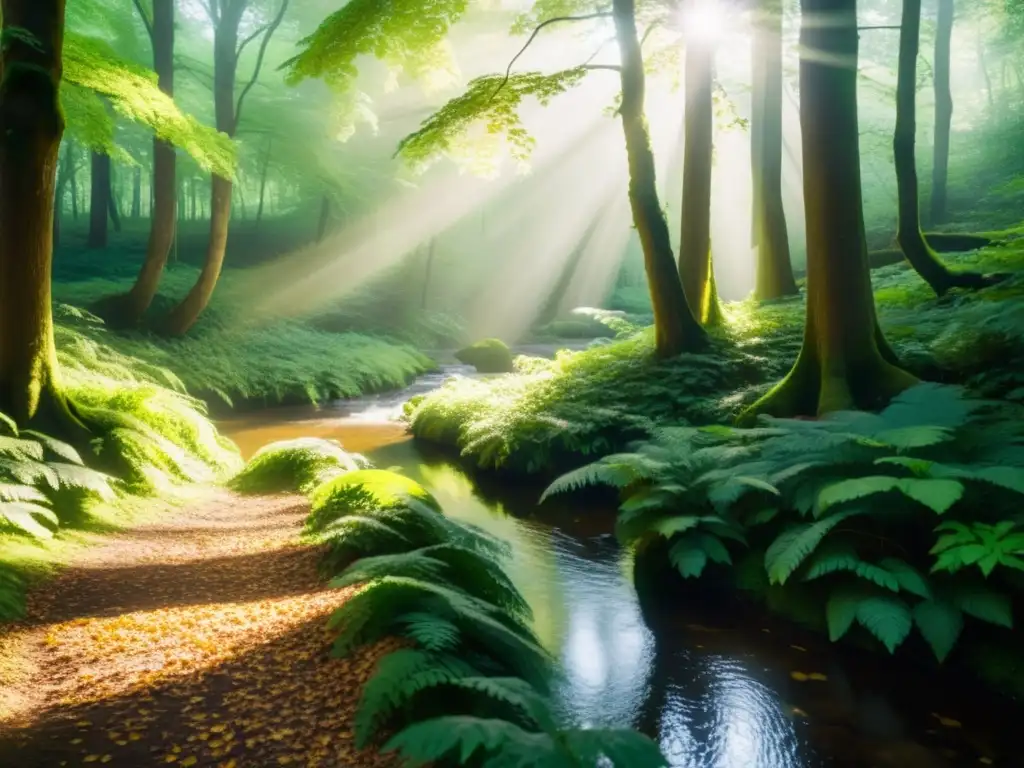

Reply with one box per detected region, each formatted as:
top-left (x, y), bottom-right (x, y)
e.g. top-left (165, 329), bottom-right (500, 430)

top-left (0, 501), bottom-right (58, 539)
top-left (695, 532), bottom-right (732, 565)
top-left (669, 538), bottom-right (708, 579)
top-left (873, 426), bottom-right (954, 450)
top-left (826, 587), bottom-right (862, 642)
top-left (650, 515), bottom-right (703, 539)
top-left (913, 599), bottom-right (963, 662)
top-left (764, 509), bottom-right (864, 585)
top-left (816, 476), bottom-right (898, 514)
top-left (880, 558), bottom-right (932, 599)
top-left (952, 584), bottom-right (1013, 628)
top-left (897, 478), bottom-right (964, 515)
top-left (855, 594), bottom-right (912, 653)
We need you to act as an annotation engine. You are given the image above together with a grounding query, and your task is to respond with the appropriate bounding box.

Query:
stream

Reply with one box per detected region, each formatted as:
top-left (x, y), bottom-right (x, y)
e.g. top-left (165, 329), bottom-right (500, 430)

top-left (220, 364), bottom-right (1020, 768)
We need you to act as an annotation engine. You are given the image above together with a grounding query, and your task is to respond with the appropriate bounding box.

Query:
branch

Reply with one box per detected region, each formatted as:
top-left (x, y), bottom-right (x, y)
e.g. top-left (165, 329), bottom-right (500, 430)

top-left (640, 20), bottom-right (661, 49)
top-left (236, 23), bottom-right (269, 59)
top-left (858, 25), bottom-right (901, 30)
top-left (132, 0), bottom-right (154, 43)
top-left (234, 0), bottom-right (291, 133)
top-left (583, 35), bottom-right (616, 65)
top-left (491, 12), bottom-right (613, 101)
top-left (581, 63), bottom-right (621, 72)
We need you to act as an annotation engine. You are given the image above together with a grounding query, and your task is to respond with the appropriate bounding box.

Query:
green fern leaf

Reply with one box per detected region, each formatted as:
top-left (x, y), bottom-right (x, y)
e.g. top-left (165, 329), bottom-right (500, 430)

top-left (0, 411), bottom-right (16, 436)
top-left (913, 599), bottom-right (963, 662)
top-left (0, 483), bottom-right (49, 504)
top-left (382, 716), bottom-right (533, 766)
top-left (0, 436), bottom-right (44, 461)
top-left (873, 426), bottom-right (954, 450)
top-left (651, 515), bottom-right (703, 540)
top-left (330, 550), bottom-right (447, 589)
top-left (951, 584), bottom-right (1013, 628)
top-left (765, 509), bottom-right (864, 584)
top-left (879, 383), bottom-right (976, 428)
top-left (873, 456), bottom-right (934, 476)
top-left (0, 501), bottom-right (58, 539)
top-left (669, 538), bottom-right (708, 579)
top-left (561, 728), bottom-right (669, 767)
top-left (705, 474), bottom-right (779, 512)
top-left (19, 430), bottom-right (84, 464)
top-left (826, 586), bottom-right (863, 642)
top-left (897, 478), bottom-right (964, 515)
top-left (856, 594), bottom-right (912, 653)
top-left (398, 612), bottom-right (463, 651)
top-left (802, 542), bottom-right (861, 581)
top-left (879, 558), bottom-right (932, 599)
top-left (817, 476), bottom-right (963, 515)
top-left (48, 462), bottom-right (115, 499)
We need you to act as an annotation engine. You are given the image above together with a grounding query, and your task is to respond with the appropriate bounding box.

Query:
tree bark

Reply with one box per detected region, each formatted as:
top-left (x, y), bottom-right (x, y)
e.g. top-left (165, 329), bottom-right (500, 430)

top-left (679, 11), bottom-right (717, 323)
top-left (0, 0), bottom-right (82, 428)
top-left (744, 0), bottom-right (917, 419)
top-left (130, 165), bottom-right (141, 218)
top-left (928, 0), bottom-right (953, 225)
top-left (751, 0), bottom-right (798, 301)
top-left (189, 176), bottom-right (197, 220)
top-left (87, 151), bottom-right (109, 248)
top-left (316, 193), bottom-right (331, 242)
top-left (255, 135), bottom-right (271, 227)
top-left (612, 0), bottom-right (706, 357)
top-left (893, 0), bottom-right (991, 296)
top-left (107, 164), bottom-right (121, 232)
top-left (68, 140), bottom-right (78, 220)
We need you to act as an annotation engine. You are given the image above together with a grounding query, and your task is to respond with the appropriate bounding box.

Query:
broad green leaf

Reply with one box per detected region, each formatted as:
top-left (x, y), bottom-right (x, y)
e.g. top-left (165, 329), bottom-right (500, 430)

top-left (669, 539), bottom-right (708, 579)
top-left (880, 558), bottom-right (932, 599)
top-left (765, 509), bottom-right (865, 585)
top-left (816, 476), bottom-right (898, 514)
top-left (952, 584), bottom-right (1013, 628)
top-left (855, 595), bottom-right (912, 653)
top-left (826, 587), bottom-right (861, 642)
top-left (897, 478), bottom-right (964, 515)
top-left (913, 599), bottom-right (963, 662)
top-left (873, 426), bottom-right (954, 450)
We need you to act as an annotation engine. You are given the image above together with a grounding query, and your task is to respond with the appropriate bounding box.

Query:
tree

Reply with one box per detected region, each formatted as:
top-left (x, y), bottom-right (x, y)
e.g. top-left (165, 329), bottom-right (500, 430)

top-left (165, 0), bottom-right (290, 336)
top-left (743, 0), bottom-right (917, 418)
top-left (893, 0), bottom-right (997, 295)
top-left (679, 0), bottom-right (720, 323)
top-left (0, 0), bottom-right (81, 428)
top-left (87, 150), bottom-right (111, 247)
top-left (750, 0), bottom-right (798, 300)
top-left (929, 0), bottom-right (953, 225)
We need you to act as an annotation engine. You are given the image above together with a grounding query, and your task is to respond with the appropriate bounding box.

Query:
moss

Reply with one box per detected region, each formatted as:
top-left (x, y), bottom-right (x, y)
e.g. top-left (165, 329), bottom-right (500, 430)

top-left (454, 338), bottom-right (515, 374)
top-left (230, 438), bottom-right (364, 495)
top-left (306, 469), bottom-right (440, 534)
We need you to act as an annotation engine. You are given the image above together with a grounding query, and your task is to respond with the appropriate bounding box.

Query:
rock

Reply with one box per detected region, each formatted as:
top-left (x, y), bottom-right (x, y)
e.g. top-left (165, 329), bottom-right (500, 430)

top-left (454, 338), bottom-right (515, 373)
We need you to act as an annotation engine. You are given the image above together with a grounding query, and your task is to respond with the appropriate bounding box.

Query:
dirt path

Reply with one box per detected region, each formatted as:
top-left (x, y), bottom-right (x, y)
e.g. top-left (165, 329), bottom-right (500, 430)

top-left (0, 488), bottom-right (397, 768)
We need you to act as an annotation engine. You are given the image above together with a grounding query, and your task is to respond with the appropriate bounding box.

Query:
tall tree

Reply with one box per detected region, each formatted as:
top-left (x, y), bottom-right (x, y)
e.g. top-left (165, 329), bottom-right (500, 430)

top-left (679, 0), bottom-right (720, 323)
top-left (894, 0), bottom-right (994, 294)
top-left (750, 0), bottom-right (798, 300)
top-left (929, 0), bottom-right (953, 224)
top-left (165, 0), bottom-right (290, 336)
top-left (744, 0), bottom-right (917, 418)
top-left (87, 150), bottom-right (110, 247)
top-left (0, 0), bottom-right (80, 427)
top-left (130, 165), bottom-right (141, 219)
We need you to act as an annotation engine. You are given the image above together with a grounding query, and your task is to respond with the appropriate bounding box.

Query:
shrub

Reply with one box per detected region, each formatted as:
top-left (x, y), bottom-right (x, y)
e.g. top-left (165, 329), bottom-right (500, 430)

top-left (306, 469), bottom-right (440, 535)
top-left (454, 338), bottom-right (515, 374)
top-left (229, 438), bottom-right (366, 495)
top-left (545, 384), bottom-right (1024, 668)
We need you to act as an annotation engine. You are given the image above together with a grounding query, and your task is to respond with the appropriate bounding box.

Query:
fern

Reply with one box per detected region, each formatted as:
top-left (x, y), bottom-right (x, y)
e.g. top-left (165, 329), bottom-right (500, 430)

top-left (764, 509), bottom-right (867, 585)
top-left (230, 437), bottom-right (361, 495)
top-left (931, 520), bottom-right (1024, 576)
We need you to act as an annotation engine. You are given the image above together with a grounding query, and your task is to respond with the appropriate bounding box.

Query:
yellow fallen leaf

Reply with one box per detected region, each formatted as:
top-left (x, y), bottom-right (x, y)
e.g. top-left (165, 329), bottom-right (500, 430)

top-left (979, 758), bottom-right (993, 765)
top-left (165, 756), bottom-right (177, 763)
top-left (930, 713), bottom-right (962, 728)
top-left (210, 724), bottom-right (226, 733)
top-left (84, 758), bottom-right (99, 764)
top-left (790, 644), bottom-right (807, 652)
top-left (101, 757), bottom-right (112, 764)
top-left (808, 672), bottom-right (828, 682)
top-left (180, 758), bottom-right (197, 767)
top-left (790, 671), bottom-right (809, 682)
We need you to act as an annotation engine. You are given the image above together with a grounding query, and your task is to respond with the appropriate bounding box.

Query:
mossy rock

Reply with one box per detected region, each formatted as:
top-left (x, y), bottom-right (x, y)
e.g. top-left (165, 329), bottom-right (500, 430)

top-left (229, 437), bottom-right (361, 495)
top-left (306, 469), bottom-right (439, 533)
top-left (454, 338), bottom-right (515, 373)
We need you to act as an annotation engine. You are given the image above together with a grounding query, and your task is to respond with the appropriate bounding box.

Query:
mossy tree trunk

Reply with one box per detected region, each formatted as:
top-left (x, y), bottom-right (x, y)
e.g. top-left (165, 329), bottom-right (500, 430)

top-left (613, 0), bottom-right (707, 357)
top-left (0, 0), bottom-right (82, 429)
top-left (894, 0), bottom-right (991, 295)
top-left (751, 0), bottom-right (798, 301)
top-left (679, 13), bottom-right (719, 324)
top-left (928, 0), bottom-right (953, 225)
top-left (87, 151), bottom-right (109, 248)
top-left (743, 0), bottom-right (917, 419)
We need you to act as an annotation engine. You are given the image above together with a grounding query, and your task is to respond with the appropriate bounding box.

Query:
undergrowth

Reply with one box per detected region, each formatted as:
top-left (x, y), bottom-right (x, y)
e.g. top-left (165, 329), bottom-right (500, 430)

top-left (228, 444), bottom-right (667, 766)
top-left (54, 268), bottom-right (435, 409)
top-left (544, 383), bottom-right (1024, 696)
top-left (408, 243), bottom-right (1024, 474)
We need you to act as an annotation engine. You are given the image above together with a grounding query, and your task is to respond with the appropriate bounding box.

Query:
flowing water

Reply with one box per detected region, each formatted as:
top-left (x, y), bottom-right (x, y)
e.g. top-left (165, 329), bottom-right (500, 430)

top-left (220, 365), bottom-right (1020, 768)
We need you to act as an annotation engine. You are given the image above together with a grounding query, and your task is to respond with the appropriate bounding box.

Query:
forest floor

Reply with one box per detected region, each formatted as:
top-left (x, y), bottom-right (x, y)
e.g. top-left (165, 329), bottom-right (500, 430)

top-left (0, 488), bottom-right (397, 768)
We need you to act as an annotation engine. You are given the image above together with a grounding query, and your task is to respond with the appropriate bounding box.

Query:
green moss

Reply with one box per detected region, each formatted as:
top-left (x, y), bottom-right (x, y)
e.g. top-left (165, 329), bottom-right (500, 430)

top-left (454, 338), bottom-right (515, 374)
top-left (306, 469), bottom-right (439, 534)
top-left (230, 438), bottom-right (363, 495)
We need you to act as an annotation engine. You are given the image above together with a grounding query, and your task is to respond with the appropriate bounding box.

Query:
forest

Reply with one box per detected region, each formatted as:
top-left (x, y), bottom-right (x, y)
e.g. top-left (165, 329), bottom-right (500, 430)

top-left (0, 0), bottom-right (1022, 764)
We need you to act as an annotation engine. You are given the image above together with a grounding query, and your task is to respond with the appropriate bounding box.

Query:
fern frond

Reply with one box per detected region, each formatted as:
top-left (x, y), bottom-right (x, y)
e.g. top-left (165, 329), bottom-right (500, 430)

top-left (0, 501), bottom-right (59, 539)
top-left (765, 509), bottom-right (867, 584)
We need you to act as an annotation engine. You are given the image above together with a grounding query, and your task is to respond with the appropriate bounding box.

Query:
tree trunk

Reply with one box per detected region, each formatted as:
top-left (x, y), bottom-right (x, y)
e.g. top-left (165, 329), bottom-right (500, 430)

top-left (0, 0), bottom-right (81, 428)
top-left (165, 0), bottom-right (249, 336)
top-left (679, 15), bottom-right (717, 324)
top-left (189, 176), bottom-right (196, 220)
top-left (612, 0), bottom-right (706, 357)
top-left (117, 0), bottom-right (177, 324)
top-left (316, 193), bottom-right (331, 241)
top-left (255, 135), bottom-right (271, 227)
top-left (68, 140), bottom-right (78, 220)
top-left (893, 0), bottom-right (991, 296)
top-left (87, 151), bottom-right (109, 248)
top-left (107, 164), bottom-right (121, 232)
top-left (130, 165), bottom-right (141, 218)
top-left (929, 0), bottom-right (953, 225)
top-left (538, 200), bottom-right (612, 324)
top-left (53, 143), bottom-right (70, 249)
top-left (744, 0), bottom-right (917, 419)
top-left (751, 0), bottom-right (798, 300)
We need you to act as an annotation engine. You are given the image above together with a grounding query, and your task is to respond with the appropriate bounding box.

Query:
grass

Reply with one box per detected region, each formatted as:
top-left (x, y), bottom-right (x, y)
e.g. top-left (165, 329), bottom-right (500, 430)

top-left (407, 239), bottom-right (1024, 475)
